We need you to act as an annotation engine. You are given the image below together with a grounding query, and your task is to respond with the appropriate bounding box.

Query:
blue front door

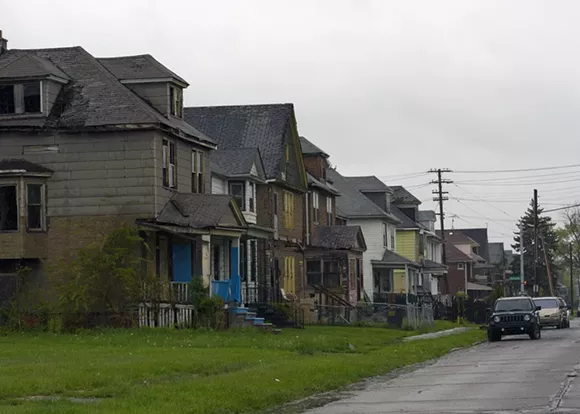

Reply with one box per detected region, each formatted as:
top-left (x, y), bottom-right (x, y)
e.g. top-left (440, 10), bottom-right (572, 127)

top-left (172, 243), bottom-right (192, 283)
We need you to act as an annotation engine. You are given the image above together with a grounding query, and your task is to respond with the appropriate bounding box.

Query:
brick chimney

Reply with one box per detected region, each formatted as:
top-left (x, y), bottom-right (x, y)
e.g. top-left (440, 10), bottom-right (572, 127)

top-left (0, 31), bottom-right (7, 56)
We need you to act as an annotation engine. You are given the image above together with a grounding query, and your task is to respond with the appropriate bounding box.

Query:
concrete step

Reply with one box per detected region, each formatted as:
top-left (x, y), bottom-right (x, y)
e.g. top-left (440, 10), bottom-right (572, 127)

top-left (244, 312), bottom-right (257, 320)
top-left (231, 307), bottom-right (249, 314)
top-left (252, 317), bottom-right (265, 326)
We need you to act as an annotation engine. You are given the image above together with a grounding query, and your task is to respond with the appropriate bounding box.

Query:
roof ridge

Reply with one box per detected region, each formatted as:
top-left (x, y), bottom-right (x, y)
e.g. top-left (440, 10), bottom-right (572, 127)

top-left (186, 103), bottom-right (294, 110)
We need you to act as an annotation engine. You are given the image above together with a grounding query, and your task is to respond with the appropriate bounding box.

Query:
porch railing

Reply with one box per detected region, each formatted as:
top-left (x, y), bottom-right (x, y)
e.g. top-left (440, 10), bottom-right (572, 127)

top-left (171, 282), bottom-right (190, 304)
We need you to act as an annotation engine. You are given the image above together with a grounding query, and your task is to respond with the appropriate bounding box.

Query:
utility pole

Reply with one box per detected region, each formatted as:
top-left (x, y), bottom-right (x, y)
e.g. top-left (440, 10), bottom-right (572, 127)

top-left (429, 168), bottom-right (453, 293)
top-left (520, 223), bottom-right (525, 295)
top-left (570, 242), bottom-right (574, 308)
top-left (533, 189), bottom-right (538, 297)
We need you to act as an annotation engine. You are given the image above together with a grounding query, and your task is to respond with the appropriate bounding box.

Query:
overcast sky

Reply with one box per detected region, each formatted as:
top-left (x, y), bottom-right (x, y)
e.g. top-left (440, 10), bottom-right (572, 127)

top-left (5, 0), bottom-right (580, 248)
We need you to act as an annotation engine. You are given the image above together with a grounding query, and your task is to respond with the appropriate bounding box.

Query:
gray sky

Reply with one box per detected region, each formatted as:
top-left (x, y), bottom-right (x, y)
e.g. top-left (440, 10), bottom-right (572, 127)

top-left (5, 0), bottom-right (580, 248)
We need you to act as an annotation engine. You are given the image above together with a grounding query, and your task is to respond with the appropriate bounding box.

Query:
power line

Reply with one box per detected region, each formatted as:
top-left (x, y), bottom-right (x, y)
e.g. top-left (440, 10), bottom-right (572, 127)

top-left (453, 163), bottom-right (580, 174)
top-left (452, 184), bottom-right (517, 219)
top-left (454, 169), bottom-right (580, 184)
top-left (452, 198), bottom-right (516, 233)
top-left (454, 177), bottom-right (580, 187)
top-left (543, 203), bottom-right (580, 213)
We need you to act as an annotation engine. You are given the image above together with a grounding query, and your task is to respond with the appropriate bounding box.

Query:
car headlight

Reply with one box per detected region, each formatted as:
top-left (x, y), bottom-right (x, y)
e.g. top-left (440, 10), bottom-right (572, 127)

top-left (493, 316), bottom-right (500, 323)
top-left (524, 314), bottom-right (531, 321)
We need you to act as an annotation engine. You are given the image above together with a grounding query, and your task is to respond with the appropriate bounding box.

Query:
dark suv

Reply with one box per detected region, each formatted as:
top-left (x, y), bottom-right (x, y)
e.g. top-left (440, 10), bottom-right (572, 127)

top-left (487, 296), bottom-right (542, 342)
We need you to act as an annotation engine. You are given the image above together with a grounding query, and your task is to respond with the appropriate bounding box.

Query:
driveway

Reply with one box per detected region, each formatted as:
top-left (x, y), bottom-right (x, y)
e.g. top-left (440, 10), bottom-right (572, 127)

top-left (304, 322), bottom-right (580, 413)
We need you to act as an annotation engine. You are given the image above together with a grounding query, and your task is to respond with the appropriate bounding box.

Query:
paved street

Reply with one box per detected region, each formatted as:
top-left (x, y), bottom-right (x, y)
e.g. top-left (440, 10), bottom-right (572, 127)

top-left (306, 322), bottom-right (580, 413)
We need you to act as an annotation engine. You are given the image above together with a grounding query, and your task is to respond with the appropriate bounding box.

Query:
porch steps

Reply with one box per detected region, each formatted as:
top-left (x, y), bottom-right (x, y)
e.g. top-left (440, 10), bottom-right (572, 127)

top-left (228, 306), bottom-right (281, 334)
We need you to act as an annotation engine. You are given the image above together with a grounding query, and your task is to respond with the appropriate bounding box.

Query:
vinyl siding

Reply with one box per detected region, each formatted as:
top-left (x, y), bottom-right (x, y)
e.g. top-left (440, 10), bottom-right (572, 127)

top-left (393, 230), bottom-right (417, 292)
top-left (126, 83), bottom-right (169, 116)
top-left (211, 176), bottom-right (227, 194)
top-left (348, 218), bottom-right (386, 299)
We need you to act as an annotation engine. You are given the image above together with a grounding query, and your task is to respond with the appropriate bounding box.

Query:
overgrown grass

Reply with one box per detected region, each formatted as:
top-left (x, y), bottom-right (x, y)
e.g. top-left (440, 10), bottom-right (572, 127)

top-left (0, 322), bottom-right (484, 413)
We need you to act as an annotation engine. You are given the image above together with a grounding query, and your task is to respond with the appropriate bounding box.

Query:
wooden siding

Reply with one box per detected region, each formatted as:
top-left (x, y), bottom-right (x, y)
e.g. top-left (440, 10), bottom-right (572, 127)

top-left (348, 218), bottom-right (386, 299)
top-left (126, 83), bottom-right (169, 116)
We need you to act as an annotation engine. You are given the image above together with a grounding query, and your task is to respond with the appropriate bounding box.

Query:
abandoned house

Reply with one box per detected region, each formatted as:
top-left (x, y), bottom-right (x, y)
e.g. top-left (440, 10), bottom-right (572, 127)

top-left (0, 34), bottom-right (248, 304)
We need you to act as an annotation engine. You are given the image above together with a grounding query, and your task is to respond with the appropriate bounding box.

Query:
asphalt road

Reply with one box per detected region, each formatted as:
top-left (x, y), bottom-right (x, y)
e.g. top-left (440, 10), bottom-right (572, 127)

top-left (305, 321), bottom-right (580, 414)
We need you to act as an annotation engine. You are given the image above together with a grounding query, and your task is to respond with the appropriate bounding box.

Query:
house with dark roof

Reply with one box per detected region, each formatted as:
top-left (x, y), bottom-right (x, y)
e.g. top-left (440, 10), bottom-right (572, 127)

top-left (184, 104), bottom-right (308, 305)
top-left (438, 230), bottom-right (493, 297)
top-left (0, 34), bottom-right (248, 308)
top-left (325, 170), bottom-right (402, 300)
top-left (299, 137), bottom-right (367, 307)
top-left (345, 180), bottom-right (446, 298)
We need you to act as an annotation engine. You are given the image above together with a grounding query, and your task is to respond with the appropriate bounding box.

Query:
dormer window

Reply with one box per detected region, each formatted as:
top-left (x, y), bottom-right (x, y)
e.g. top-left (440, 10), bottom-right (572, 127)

top-left (0, 82), bottom-right (42, 115)
top-left (169, 86), bottom-right (183, 117)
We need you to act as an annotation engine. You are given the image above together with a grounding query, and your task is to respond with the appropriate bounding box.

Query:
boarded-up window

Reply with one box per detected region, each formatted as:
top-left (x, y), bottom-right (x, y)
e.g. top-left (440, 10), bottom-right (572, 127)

top-left (0, 185), bottom-right (18, 231)
top-left (283, 191), bottom-right (295, 229)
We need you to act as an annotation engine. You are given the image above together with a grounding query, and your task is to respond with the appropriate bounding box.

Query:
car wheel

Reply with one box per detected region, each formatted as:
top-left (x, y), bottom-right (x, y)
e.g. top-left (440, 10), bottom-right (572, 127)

top-left (530, 324), bottom-right (541, 340)
top-left (557, 321), bottom-right (562, 329)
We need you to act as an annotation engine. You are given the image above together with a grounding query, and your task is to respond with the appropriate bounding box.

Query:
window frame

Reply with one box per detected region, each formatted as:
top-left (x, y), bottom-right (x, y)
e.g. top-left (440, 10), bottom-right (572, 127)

top-left (326, 196), bottom-right (333, 224)
top-left (0, 81), bottom-right (43, 115)
top-left (457, 262), bottom-right (465, 270)
top-left (248, 181), bottom-right (255, 212)
top-left (169, 86), bottom-right (183, 118)
top-left (311, 191), bottom-right (319, 223)
top-left (383, 222), bottom-right (388, 248)
top-left (229, 181), bottom-right (246, 211)
top-left (162, 139), bottom-right (177, 189)
top-left (0, 183), bottom-right (19, 232)
top-left (191, 149), bottom-right (205, 193)
top-left (26, 183), bottom-right (45, 232)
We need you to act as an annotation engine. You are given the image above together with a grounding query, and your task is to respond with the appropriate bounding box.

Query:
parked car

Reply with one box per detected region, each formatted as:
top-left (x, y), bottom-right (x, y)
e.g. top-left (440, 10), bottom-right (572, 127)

top-left (533, 297), bottom-right (570, 329)
top-left (487, 296), bottom-right (542, 342)
top-left (557, 297), bottom-right (571, 328)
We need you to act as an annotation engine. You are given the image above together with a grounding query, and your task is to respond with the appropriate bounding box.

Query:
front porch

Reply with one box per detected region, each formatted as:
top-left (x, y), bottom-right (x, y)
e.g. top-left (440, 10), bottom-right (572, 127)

top-left (371, 250), bottom-right (421, 302)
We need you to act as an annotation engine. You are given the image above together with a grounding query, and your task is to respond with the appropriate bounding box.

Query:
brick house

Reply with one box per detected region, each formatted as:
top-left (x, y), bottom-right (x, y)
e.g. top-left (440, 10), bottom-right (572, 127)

top-left (184, 104), bottom-right (308, 302)
top-left (299, 137), bottom-right (366, 307)
top-left (0, 36), bottom-right (247, 304)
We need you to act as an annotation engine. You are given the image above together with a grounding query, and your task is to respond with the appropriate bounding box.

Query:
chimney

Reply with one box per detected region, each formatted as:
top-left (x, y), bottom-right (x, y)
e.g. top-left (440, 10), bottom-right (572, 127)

top-left (0, 31), bottom-right (7, 56)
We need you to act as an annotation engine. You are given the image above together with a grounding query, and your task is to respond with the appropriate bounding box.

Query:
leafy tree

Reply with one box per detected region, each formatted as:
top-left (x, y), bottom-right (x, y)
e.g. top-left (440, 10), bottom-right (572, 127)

top-left (511, 199), bottom-right (559, 294)
top-left (554, 207), bottom-right (580, 305)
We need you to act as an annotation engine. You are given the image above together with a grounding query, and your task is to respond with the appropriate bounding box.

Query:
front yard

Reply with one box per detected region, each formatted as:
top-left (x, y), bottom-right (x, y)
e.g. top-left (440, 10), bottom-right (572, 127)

top-left (0, 322), bottom-right (484, 413)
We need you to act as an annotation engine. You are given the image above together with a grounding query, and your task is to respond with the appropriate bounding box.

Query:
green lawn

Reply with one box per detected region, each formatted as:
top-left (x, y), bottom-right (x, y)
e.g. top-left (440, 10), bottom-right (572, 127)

top-left (0, 322), bottom-right (484, 413)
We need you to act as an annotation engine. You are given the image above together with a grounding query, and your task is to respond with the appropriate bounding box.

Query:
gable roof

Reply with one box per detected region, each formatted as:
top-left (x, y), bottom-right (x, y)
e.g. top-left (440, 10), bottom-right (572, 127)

top-left (156, 193), bottom-right (246, 229)
top-left (0, 48), bottom-right (214, 145)
top-left (391, 205), bottom-right (423, 229)
top-left (0, 158), bottom-right (53, 174)
top-left (308, 173), bottom-right (340, 196)
top-left (211, 148), bottom-right (266, 181)
top-left (438, 230), bottom-right (479, 246)
top-left (456, 228), bottom-right (490, 261)
top-left (300, 136), bottom-right (329, 158)
top-left (446, 243), bottom-right (475, 263)
top-left (344, 176), bottom-right (390, 193)
top-left (311, 225), bottom-right (366, 250)
top-left (98, 54), bottom-right (188, 85)
top-left (390, 186), bottom-right (422, 205)
top-left (326, 168), bottom-right (399, 222)
top-left (184, 104), bottom-right (298, 182)
top-left (372, 249), bottom-right (421, 268)
top-left (0, 53), bottom-right (70, 81)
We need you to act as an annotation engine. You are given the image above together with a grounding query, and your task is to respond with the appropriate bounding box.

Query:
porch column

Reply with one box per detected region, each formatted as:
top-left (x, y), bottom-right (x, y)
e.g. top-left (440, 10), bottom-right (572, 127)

top-left (230, 237), bottom-right (242, 303)
top-left (201, 235), bottom-right (211, 293)
top-left (404, 264), bottom-right (409, 303)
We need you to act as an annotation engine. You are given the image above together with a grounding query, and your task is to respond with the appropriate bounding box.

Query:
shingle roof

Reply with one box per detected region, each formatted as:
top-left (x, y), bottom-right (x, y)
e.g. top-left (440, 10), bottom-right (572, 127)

top-left (390, 186), bottom-right (421, 205)
top-left (374, 249), bottom-right (420, 266)
top-left (211, 148), bottom-right (265, 181)
top-left (446, 243), bottom-right (474, 263)
top-left (421, 258), bottom-right (448, 270)
top-left (308, 173), bottom-right (340, 196)
top-left (0, 48), bottom-right (213, 144)
top-left (344, 176), bottom-right (390, 192)
top-left (156, 193), bottom-right (246, 229)
top-left (0, 53), bottom-right (70, 80)
top-left (391, 205), bottom-right (427, 230)
top-left (98, 54), bottom-right (188, 85)
top-left (0, 158), bottom-right (52, 173)
top-left (184, 104), bottom-right (294, 180)
top-left (310, 225), bottom-right (366, 250)
top-left (438, 230), bottom-right (479, 246)
top-left (300, 136), bottom-right (328, 157)
top-left (326, 168), bottom-right (400, 222)
top-left (456, 228), bottom-right (490, 261)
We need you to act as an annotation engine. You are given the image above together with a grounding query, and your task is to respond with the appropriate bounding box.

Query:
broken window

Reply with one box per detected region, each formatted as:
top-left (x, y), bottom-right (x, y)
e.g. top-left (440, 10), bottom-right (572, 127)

top-left (0, 185), bottom-right (18, 231)
top-left (27, 184), bottom-right (43, 230)
top-left (306, 259), bottom-right (322, 286)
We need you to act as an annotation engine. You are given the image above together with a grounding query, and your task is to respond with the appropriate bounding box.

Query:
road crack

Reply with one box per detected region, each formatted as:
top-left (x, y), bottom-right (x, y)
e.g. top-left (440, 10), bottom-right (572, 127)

top-left (549, 363), bottom-right (580, 411)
